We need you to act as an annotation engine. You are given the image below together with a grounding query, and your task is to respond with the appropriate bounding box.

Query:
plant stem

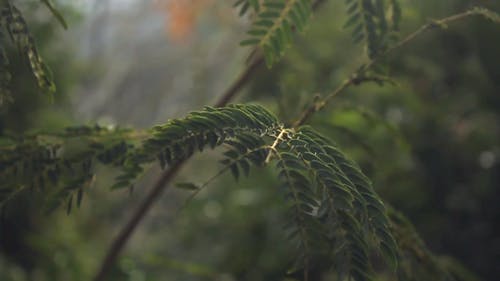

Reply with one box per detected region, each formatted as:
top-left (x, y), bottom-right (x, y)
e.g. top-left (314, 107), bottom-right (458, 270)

top-left (92, 161), bottom-right (184, 281)
top-left (264, 127), bottom-right (287, 163)
top-left (293, 79), bottom-right (352, 128)
top-left (214, 54), bottom-right (264, 107)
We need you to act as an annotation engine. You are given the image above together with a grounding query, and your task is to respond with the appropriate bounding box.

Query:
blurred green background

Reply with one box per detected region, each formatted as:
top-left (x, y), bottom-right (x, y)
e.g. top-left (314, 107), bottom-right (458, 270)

top-left (0, 0), bottom-right (499, 280)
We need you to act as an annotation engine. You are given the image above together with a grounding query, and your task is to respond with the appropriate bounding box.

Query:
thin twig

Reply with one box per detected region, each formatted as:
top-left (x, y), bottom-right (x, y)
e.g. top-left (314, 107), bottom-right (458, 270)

top-left (264, 127), bottom-right (287, 163)
top-left (293, 79), bottom-right (352, 127)
top-left (214, 55), bottom-right (264, 107)
top-left (92, 160), bottom-right (185, 281)
top-left (293, 9), bottom-right (486, 128)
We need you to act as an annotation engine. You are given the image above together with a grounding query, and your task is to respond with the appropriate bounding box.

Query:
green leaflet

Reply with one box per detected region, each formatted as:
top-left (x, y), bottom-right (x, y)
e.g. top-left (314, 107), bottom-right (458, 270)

top-left (0, 1), bottom-right (56, 97)
top-left (272, 127), bottom-right (398, 279)
top-left (240, 0), bottom-right (313, 67)
top-left (275, 147), bottom-right (326, 276)
top-left (0, 125), bottom-right (136, 213)
top-left (115, 104), bottom-right (281, 188)
top-left (40, 0), bottom-right (68, 29)
top-left (344, 0), bottom-right (402, 59)
top-left (297, 126), bottom-right (398, 268)
top-left (234, 0), bottom-right (261, 16)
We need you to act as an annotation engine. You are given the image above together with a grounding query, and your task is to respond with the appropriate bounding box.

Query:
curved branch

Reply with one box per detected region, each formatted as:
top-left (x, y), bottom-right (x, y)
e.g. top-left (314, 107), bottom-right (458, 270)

top-left (293, 8), bottom-right (492, 128)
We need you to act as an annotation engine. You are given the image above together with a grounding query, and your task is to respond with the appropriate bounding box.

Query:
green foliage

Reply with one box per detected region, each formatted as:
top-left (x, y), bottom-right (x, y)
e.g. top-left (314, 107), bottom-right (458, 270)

top-left (39, 0), bottom-right (68, 29)
top-left (343, 0), bottom-right (401, 59)
top-left (2, 1), bottom-right (500, 280)
top-left (114, 104), bottom-right (280, 188)
top-left (240, 0), bottom-right (313, 67)
top-left (273, 126), bottom-right (397, 279)
top-left (0, 104), bottom-right (399, 279)
top-left (0, 125), bottom-right (138, 213)
top-left (234, 0), bottom-right (261, 16)
top-left (0, 0), bottom-right (67, 101)
top-left (0, 105), bottom-right (281, 212)
top-left (0, 27), bottom-right (11, 105)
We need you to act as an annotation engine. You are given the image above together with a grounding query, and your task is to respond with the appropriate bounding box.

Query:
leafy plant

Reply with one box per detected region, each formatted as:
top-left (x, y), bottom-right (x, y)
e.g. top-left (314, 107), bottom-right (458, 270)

top-left (0, 0), bottom-right (59, 102)
top-left (1, 1), bottom-right (499, 281)
top-left (240, 0), bottom-right (313, 67)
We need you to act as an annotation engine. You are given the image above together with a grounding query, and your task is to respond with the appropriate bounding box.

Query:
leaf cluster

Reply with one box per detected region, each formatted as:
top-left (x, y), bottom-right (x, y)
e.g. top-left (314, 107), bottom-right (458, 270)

top-left (270, 126), bottom-right (397, 280)
top-left (0, 125), bottom-right (138, 213)
top-left (0, 104), bottom-right (400, 280)
top-left (343, 0), bottom-right (401, 59)
top-left (0, 0), bottom-right (67, 104)
top-left (240, 0), bottom-right (313, 67)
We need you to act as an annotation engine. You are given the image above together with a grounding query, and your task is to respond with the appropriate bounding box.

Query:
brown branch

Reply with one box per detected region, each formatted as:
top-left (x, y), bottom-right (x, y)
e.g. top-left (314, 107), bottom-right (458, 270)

top-left (293, 79), bottom-right (352, 128)
top-left (214, 55), bottom-right (264, 107)
top-left (92, 161), bottom-right (185, 281)
top-left (293, 8), bottom-right (487, 128)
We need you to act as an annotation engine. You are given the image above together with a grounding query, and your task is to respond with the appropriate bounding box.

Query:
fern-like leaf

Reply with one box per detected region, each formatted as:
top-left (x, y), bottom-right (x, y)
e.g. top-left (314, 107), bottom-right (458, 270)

top-left (344, 0), bottom-right (401, 59)
top-left (0, 126), bottom-right (138, 213)
top-left (40, 0), bottom-right (68, 29)
top-left (115, 104), bottom-right (281, 188)
top-left (275, 147), bottom-right (325, 277)
top-left (252, 125), bottom-right (398, 279)
top-left (0, 104), bottom-right (399, 280)
top-left (240, 0), bottom-right (313, 67)
top-left (0, 1), bottom-right (56, 96)
top-left (299, 127), bottom-right (398, 267)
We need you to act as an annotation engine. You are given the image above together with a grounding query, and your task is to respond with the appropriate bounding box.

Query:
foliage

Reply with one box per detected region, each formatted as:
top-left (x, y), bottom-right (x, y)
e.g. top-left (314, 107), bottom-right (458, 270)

top-left (0, 125), bottom-right (140, 213)
top-left (343, 0), bottom-right (401, 59)
top-left (1, 104), bottom-right (399, 280)
top-left (1, 0), bottom-right (500, 281)
top-left (0, 0), bottom-right (62, 102)
top-left (240, 0), bottom-right (313, 67)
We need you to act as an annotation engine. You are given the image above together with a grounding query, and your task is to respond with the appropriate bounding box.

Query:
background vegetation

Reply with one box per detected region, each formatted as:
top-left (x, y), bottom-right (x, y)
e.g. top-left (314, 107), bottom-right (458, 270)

top-left (0, 0), bottom-right (499, 280)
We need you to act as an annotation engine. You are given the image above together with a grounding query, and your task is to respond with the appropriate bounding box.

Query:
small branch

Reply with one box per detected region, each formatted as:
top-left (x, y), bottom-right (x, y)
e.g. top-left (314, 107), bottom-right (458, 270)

top-left (265, 127), bottom-right (287, 163)
top-left (368, 9), bottom-right (483, 71)
top-left (293, 8), bottom-right (489, 128)
top-left (92, 160), bottom-right (185, 281)
top-left (293, 79), bottom-right (352, 128)
top-left (214, 54), bottom-right (264, 107)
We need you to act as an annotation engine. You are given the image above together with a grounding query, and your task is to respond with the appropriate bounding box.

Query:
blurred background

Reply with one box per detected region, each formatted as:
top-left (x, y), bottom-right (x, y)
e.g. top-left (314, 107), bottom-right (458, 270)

top-left (0, 0), bottom-right (499, 280)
